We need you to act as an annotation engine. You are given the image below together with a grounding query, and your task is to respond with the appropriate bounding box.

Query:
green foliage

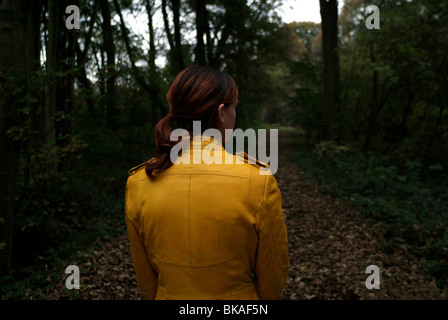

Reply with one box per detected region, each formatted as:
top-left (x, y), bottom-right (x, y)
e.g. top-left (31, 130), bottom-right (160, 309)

top-left (286, 55), bottom-right (322, 144)
top-left (1, 81), bottom-right (154, 298)
top-left (313, 140), bottom-right (351, 161)
top-left (289, 21), bottom-right (321, 54)
top-left (337, 0), bottom-right (448, 169)
top-left (3, 0), bottom-right (448, 299)
top-left (291, 141), bottom-right (448, 288)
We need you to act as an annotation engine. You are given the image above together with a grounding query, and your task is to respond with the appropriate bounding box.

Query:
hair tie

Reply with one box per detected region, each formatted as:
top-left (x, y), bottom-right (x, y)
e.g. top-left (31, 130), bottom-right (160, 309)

top-left (166, 112), bottom-right (174, 120)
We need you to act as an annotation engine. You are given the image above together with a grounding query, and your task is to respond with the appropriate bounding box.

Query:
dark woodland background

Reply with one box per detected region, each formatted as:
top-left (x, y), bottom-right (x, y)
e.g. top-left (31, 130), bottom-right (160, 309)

top-left (0, 0), bottom-right (447, 299)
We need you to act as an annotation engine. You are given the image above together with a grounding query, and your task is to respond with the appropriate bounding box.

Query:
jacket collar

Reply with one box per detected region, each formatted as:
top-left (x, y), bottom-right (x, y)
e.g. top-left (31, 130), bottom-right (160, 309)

top-left (173, 134), bottom-right (230, 165)
top-left (190, 134), bottom-right (222, 149)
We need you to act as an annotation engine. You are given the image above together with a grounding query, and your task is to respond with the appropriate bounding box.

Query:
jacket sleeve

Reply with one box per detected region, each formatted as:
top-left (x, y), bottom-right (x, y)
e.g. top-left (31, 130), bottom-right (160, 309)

top-left (125, 177), bottom-right (158, 300)
top-left (253, 173), bottom-right (290, 300)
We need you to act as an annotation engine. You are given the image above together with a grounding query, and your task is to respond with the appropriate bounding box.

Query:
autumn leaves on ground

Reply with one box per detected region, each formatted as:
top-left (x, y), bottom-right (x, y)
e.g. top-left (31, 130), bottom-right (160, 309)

top-left (40, 130), bottom-right (447, 300)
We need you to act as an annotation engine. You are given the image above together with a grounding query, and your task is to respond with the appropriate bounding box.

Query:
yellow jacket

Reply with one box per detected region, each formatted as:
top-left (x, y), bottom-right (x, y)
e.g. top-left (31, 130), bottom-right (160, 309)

top-left (125, 135), bottom-right (289, 300)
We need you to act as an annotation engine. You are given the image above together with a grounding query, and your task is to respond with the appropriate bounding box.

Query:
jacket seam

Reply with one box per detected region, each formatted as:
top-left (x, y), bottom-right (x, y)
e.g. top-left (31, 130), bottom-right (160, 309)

top-left (262, 211), bottom-right (282, 296)
top-left (254, 175), bottom-right (283, 296)
top-left (150, 254), bottom-right (239, 268)
top-left (252, 169), bottom-right (267, 218)
top-left (231, 221), bottom-right (255, 296)
top-left (132, 172), bottom-right (250, 182)
top-left (216, 220), bottom-right (219, 263)
top-left (155, 172), bottom-right (250, 178)
top-left (187, 174), bottom-right (192, 264)
top-left (126, 178), bottom-right (140, 235)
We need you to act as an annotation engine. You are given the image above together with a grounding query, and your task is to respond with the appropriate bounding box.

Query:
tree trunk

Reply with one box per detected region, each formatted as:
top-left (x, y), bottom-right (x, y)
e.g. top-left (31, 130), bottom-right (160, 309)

top-left (75, 0), bottom-right (97, 112)
top-left (161, 0), bottom-right (176, 71)
top-left (205, 6), bottom-right (213, 64)
top-left (59, 0), bottom-right (77, 172)
top-left (195, 0), bottom-right (207, 65)
top-left (161, 0), bottom-right (185, 72)
top-left (76, 43), bottom-right (95, 111)
top-left (26, 0), bottom-right (42, 145)
top-left (209, 3), bottom-right (231, 69)
top-left (113, 0), bottom-right (167, 115)
top-left (78, 0), bottom-right (98, 67)
top-left (319, 0), bottom-right (340, 141)
top-left (363, 41), bottom-right (378, 152)
top-left (45, 0), bottom-right (60, 193)
top-left (145, 0), bottom-right (157, 73)
top-left (0, 0), bottom-right (27, 276)
top-left (172, 0), bottom-right (185, 71)
top-left (145, 0), bottom-right (163, 121)
top-left (100, 0), bottom-right (117, 129)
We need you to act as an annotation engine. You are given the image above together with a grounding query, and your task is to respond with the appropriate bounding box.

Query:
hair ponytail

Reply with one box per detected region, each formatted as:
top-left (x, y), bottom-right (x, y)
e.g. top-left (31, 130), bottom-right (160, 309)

top-left (145, 114), bottom-right (177, 179)
top-left (145, 65), bottom-right (238, 179)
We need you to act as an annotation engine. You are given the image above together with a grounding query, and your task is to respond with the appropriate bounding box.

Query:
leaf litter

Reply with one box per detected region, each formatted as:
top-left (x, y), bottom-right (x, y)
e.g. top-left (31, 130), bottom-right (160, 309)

top-left (36, 130), bottom-right (447, 300)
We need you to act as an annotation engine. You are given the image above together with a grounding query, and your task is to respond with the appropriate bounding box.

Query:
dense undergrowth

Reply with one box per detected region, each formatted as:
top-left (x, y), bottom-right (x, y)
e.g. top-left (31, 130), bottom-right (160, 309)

top-left (2, 121), bottom-right (447, 299)
top-left (290, 137), bottom-right (448, 290)
top-left (0, 105), bottom-right (154, 299)
top-left (0, 101), bottom-right (259, 299)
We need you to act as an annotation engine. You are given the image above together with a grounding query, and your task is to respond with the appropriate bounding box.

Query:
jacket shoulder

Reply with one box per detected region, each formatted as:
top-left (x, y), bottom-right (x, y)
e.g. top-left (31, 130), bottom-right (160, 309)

top-left (128, 158), bottom-right (155, 176)
top-left (235, 151), bottom-right (270, 169)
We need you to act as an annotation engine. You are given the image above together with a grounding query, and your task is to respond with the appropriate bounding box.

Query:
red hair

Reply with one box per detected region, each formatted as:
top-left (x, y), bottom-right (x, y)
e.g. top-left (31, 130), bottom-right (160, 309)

top-left (145, 65), bottom-right (238, 179)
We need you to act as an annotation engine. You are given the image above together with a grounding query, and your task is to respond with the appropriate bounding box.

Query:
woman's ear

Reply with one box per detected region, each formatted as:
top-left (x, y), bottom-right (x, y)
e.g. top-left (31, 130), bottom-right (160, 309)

top-left (217, 103), bottom-right (225, 123)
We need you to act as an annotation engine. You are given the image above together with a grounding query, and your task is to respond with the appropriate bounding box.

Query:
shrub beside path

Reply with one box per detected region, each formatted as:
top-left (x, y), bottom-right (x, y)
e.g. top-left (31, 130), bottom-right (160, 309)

top-left (39, 129), bottom-right (447, 299)
top-left (277, 129), bottom-right (446, 300)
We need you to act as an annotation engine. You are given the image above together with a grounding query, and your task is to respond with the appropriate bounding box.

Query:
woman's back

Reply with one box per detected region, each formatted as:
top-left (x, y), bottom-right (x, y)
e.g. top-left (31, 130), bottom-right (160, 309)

top-left (125, 135), bottom-right (289, 300)
top-left (125, 65), bottom-right (289, 300)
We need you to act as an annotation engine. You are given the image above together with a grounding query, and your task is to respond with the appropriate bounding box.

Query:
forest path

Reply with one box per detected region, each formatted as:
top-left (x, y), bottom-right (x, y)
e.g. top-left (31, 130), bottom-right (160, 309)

top-left (275, 129), bottom-right (445, 299)
top-left (44, 129), bottom-right (446, 299)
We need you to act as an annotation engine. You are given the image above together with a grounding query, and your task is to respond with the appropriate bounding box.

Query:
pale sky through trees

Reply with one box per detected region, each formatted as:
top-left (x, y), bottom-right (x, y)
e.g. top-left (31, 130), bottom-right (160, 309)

top-left (279, 0), bottom-right (345, 23)
top-left (123, 0), bottom-right (346, 67)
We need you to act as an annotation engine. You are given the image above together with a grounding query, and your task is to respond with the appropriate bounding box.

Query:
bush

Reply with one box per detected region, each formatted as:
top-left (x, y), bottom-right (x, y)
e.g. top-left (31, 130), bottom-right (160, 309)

top-left (291, 141), bottom-right (448, 288)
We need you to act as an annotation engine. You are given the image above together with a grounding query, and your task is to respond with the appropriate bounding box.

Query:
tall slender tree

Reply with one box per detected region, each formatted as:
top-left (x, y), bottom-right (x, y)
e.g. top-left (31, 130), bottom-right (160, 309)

top-left (113, 0), bottom-right (166, 115)
top-left (195, 0), bottom-right (207, 65)
top-left (100, 0), bottom-right (117, 129)
top-left (162, 0), bottom-right (176, 65)
top-left (319, 0), bottom-right (340, 141)
top-left (75, 0), bottom-right (98, 112)
top-left (44, 0), bottom-right (62, 191)
top-left (145, 0), bottom-right (164, 121)
top-left (0, 0), bottom-right (28, 276)
top-left (162, 0), bottom-right (185, 73)
top-left (172, 0), bottom-right (185, 70)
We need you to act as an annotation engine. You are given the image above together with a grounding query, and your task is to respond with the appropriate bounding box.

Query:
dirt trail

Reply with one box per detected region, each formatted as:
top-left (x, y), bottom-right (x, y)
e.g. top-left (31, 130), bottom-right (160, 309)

top-left (277, 129), bottom-right (445, 299)
top-left (41, 130), bottom-right (447, 300)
